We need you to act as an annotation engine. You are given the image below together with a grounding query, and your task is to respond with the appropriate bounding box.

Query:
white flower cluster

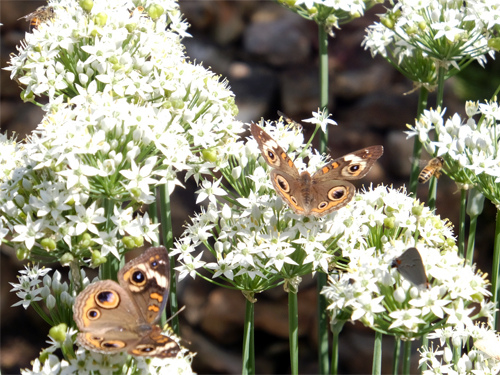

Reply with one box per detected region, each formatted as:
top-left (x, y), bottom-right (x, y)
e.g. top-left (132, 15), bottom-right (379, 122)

top-left (173, 118), bottom-right (339, 292)
top-left (321, 185), bottom-right (492, 339)
top-left (362, 0), bottom-right (497, 87)
top-left (24, 347), bottom-right (195, 375)
top-left (406, 101), bottom-right (500, 204)
top-left (420, 324), bottom-right (500, 374)
top-left (1, 0), bottom-right (243, 264)
top-left (278, 0), bottom-right (380, 36)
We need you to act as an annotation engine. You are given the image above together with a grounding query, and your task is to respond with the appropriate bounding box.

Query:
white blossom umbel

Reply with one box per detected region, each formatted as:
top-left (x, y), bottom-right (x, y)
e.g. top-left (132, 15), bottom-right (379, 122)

top-left (362, 0), bottom-right (497, 89)
top-left (406, 100), bottom-right (500, 204)
top-left (322, 185), bottom-right (492, 340)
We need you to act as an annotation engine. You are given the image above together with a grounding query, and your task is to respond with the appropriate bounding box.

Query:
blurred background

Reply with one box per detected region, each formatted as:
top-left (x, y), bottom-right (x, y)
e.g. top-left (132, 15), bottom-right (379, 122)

top-left (1, 1), bottom-right (499, 373)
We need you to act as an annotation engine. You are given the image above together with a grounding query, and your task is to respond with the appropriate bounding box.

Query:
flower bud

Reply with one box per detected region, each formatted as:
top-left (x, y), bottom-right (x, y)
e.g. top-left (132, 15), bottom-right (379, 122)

top-left (202, 148), bottom-right (217, 163)
top-left (466, 188), bottom-right (485, 217)
top-left (16, 246), bottom-right (29, 261)
top-left (46, 294), bottom-right (56, 310)
top-left (91, 250), bottom-right (107, 267)
top-left (79, 0), bottom-right (93, 12)
top-left (147, 4), bottom-right (164, 20)
top-left (60, 252), bottom-right (74, 266)
top-left (40, 238), bottom-right (57, 251)
top-left (94, 12), bottom-right (108, 27)
top-left (49, 323), bottom-right (68, 343)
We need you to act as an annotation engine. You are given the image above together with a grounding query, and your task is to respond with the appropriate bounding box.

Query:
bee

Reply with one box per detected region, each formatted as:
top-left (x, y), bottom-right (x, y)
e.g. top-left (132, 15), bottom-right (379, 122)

top-left (277, 110), bottom-right (302, 131)
top-left (418, 156), bottom-right (444, 184)
top-left (18, 6), bottom-right (55, 29)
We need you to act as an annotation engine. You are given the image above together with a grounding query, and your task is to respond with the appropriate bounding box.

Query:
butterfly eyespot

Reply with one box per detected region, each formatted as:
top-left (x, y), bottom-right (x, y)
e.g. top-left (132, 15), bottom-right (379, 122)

top-left (328, 186), bottom-right (347, 201)
top-left (101, 340), bottom-right (126, 349)
top-left (275, 175), bottom-right (290, 193)
top-left (95, 290), bottom-right (120, 308)
top-left (266, 150), bottom-right (277, 162)
top-left (318, 201), bottom-right (328, 209)
top-left (349, 165), bottom-right (360, 172)
top-left (150, 258), bottom-right (159, 268)
top-left (131, 270), bottom-right (147, 286)
top-left (290, 196), bottom-right (298, 205)
top-left (87, 308), bottom-right (101, 320)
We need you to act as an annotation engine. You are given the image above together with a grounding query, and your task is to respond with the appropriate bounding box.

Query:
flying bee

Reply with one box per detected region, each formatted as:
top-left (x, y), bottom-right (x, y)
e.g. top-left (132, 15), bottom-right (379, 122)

top-left (418, 156), bottom-right (444, 184)
top-left (277, 110), bottom-right (303, 132)
top-left (18, 6), bottom-right (55, 29)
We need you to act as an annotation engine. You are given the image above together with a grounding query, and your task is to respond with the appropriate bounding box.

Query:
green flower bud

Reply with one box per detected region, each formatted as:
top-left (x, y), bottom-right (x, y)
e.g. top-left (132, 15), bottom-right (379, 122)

top-left (20, 90), bottom-right (35, 103)
top-left (122, 236), bottom-right (136, 249)
top-left (79, 0), bottom-right (93, 12)
top-left (133, 236), bottom-right (144, 247)
top-left (147, 4), bottom-right (164, 20)
top-left (380, 15), bottom-right (394, 29)
top-left (60, 252), bottom-right (74, 266)
top-left (91, 250), bottom-right (107, 267)
top-left (40, 238), bottom-right (57, 251)
top-left (46, 294), bottom-right (56, 310)
top-left (488, 38), bottom-right (500, 51)
top-left (172, 99), bottom-right (184, 110)
top-left (80, 233), bottom-right (92, 248)
top-left (282, 0), bottom-right (296, 5)
top-left (49, 323), bottom-right (68, 343)
top-left (16, 247), bottom-right (29, 261)
top-left (94, 12), bottom-right (108, 27)
top-left (383, 217), bottom-right (395, 229)
top-left (126, 23), bottom-right (137, 33)
top-left (202, 148), bottom-right (217, 163)
top-left (411, 205), bottom-right (423, 217)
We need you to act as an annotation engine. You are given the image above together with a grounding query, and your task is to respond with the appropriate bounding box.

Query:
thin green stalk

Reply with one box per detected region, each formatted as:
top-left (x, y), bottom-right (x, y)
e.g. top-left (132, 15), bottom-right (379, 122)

top-left (317, 21), bottom-right (330, 375)
top-left (466, 215), bottom-right (478, 264)
top-left (330, 332), bottom-right (339, 375)
top-left (435, 65), bottom-right (446, 109)
top-left (159, 183), bottom-right (179, 334)
top-left (420, 335), bottom-right (428, 374)
top-left (458, 189), bottom-right (467, 258)
top-left (408, 88), bottom-right (429, 196)
top-left (372, 331), bottom-right (382, 375)
top-left (242, 298), bottom-right (255, 375)
top-left (427, 175), bottom-right (438, 211)
top-left (392, 338), bottom-right (400, 375)
top-left (289, 290), bottom-right (299, 375)
top-left (318, 273), bottom-right (329, 374)
top-left (318, 23), bottom-right (329, 153)
top-left (492, 208), bottom-right (500, 330)
top-left (402, 339), bottom-right (412, 375)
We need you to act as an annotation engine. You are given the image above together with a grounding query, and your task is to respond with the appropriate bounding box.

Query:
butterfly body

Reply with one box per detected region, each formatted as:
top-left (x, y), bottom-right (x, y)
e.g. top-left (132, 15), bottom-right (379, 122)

top-left (73, 247), bottom-right (180, 358)
top-left (251, 123), bottom-right (383, 217)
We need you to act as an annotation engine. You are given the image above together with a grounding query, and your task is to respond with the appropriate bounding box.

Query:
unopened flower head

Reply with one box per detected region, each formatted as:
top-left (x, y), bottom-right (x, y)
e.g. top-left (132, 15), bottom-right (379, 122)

top-left (321, 185), bottom-right (491, 339)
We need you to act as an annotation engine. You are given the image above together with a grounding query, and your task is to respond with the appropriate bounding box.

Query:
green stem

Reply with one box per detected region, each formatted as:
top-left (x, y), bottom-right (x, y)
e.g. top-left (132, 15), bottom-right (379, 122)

top-left (392, 338), bottom-right (400, 375)
top-left (408, 88), bottom-right (428, 197)
top-left (318, 22), bottom-right (329, 154)
top-left (159, 183), bottom-right (179, 334)
top-left (372, 331), bottom-right (382, 375)
top-left (330, 332), bottom-right (339, 375)
top-left (427, 175), bottom-right (438, 211)
top-left (493, 208), bottom-right (500, 330)
top-left (466, 188), bottom-right (485, 264)
top-left (435, 65), bottom-right (446, 109)
top-left (242, 298), bottom-right (255, 375)
top-left (317, 273), bottom-right (329, 374)
top-left (289, 290), bottom-right (299, 375)
top-left (458, 189), bottom-right (467, 258)
top-left (420, 335), bottom-right (428, 374)
top-left (466, 215), bottom-right (478, 264)
top-left (402, 339), bottom-right (412, 375)
top-left (317, 20), bottom-right (330, 375)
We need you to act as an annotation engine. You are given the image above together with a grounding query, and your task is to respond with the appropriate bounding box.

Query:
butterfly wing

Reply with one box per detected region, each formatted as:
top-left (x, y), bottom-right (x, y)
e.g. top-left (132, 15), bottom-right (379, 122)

top-left (128, 325), bottom-right (180, 358)
top-left (73, 280), bottom-right (145, 353)
top-left (118, 246), bottom-right (170, 325)
top-left (391, 247), bottom-right (429, 288)
top-left (313, 145), bottom-right (383, 182)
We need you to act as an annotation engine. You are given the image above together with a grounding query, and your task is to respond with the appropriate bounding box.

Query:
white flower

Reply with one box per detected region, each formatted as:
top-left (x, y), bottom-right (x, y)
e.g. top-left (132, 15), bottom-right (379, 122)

top-left (302, 108), bottom-right (337, 133)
